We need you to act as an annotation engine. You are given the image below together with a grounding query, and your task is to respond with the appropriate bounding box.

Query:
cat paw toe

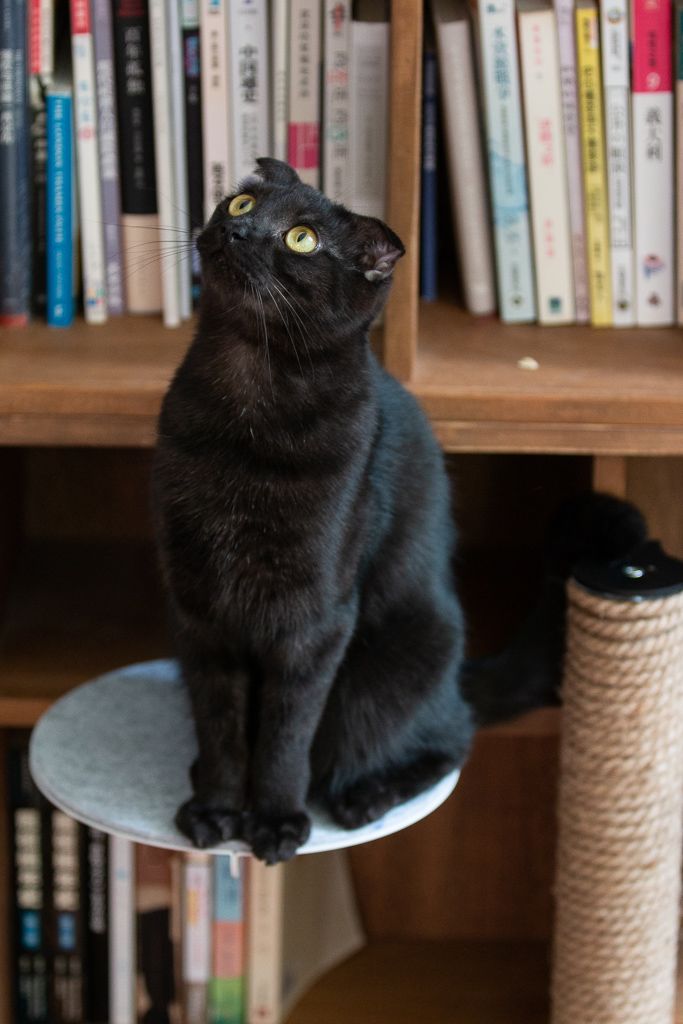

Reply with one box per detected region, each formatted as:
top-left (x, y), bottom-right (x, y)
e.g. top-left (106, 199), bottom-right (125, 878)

top-left (329, 780), bottom-right (391, 829)
top-left (175, 798), bottom-right (242, 849)
top-left (243, 811), bottom-right (311, 864)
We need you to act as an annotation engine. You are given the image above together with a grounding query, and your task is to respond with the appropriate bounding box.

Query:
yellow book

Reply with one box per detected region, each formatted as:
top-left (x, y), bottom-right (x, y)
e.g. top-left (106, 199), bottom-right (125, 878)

top-left (575, 0), bottom-right (612, 325)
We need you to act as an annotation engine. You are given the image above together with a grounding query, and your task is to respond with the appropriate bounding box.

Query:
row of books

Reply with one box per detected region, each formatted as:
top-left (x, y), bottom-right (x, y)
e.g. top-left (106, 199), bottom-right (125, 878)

top-left (8, 732), bottom-right (365, 1024)
top-left (0, 0), bottom-right (389, 329)
top-left (425, 0), bottom-right (679, 326)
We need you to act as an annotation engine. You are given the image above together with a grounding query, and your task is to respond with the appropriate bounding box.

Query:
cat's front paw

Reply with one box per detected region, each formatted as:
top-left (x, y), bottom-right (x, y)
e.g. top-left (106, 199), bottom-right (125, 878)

top-left (243, 811), bottom-right (311, 864)
top-left (175, 797), bottom-right (242, 849)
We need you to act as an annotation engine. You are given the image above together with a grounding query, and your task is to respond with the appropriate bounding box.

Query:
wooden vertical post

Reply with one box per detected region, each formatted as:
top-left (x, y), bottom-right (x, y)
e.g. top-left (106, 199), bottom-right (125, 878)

top-left (383, 0), bottom-right (422, 381)
top-left (592, 456), bottom-right (628, 498)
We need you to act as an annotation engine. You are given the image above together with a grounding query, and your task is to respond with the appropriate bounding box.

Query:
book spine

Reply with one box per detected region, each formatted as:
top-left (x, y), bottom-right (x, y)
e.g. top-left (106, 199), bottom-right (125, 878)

top-left (148, 0), bottom-right (181, 327)
top-left (632, 0), bottom-right (674, 325)
top-left (7, 735), bottom-right (49, 1024)
top-left (433, 11), bottom-right (495, 316)
top-left (209, 857), bottom-right (244, 1024)
top-left (46, 88), bottom-right (74, 327)
top-left (111, 0), bottom-right (162, 315)
top-left (109, 836), bottom-right (135, 1024)
top-left (0, 0), bottom-right (31, 326)
top-left (181, 0), bottom-right (203, 301)
top-left (348, 18), bottom-right (389, 220)
top-left (71, 0), bottom-right (108, 323)
top-left (84, 828), bottom-right (109, 1023)
top-left (30, 76), bottom-right (48, 315)
top-left (420, 43), bottom-right (438, 302)
top-left (477, 0), bottom-right (536, 322)
top-left (166, 0), bottom-right (192, 320)
top-left (518, 6), bottom-right (574, 324)
top-left (29, 0), bottom-right (53, 78)
top-left (48, 813), bottom-right (85, 1024)
top-left (183, 853), bottom-right (212, 1024)
top-left (200, 0), bottom-right (231, 221)
top-left (677, 0), bottom-right (683, 323)
top-left (323, 0), bottom-right (350, 202)
top-left (229, 0), bottom-right (270, 181)
top-left (91, 0), bottom-right (125, 314)
top-left (288, 0), bottom-right (321, 187)
top-left (553, 0), bottom-right (589, 321)
top-left (271, 0), bottom-right (289, 161)
top-left (246, 860), bottom-right (284, 1024)
top-left (600, 0), bottom-right (633, 325)
top-left (575, 0), bottom-right (612, 325)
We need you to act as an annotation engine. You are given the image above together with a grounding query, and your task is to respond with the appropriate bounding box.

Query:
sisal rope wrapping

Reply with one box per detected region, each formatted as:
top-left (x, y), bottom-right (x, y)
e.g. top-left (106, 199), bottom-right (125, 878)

top-left (551, 580), bottom-right (683, 1024)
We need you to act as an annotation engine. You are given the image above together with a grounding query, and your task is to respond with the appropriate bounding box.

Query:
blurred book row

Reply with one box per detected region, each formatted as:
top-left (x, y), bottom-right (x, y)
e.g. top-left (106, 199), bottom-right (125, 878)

top-left (8, 731), bottom-right (364, 1024)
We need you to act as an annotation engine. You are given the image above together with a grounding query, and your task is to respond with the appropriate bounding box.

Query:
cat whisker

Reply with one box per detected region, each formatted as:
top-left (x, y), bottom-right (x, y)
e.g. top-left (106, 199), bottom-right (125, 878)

top-left (270, 277), bottom-right (316, 373)
top-left (266, 284), bottom-right (305, 378)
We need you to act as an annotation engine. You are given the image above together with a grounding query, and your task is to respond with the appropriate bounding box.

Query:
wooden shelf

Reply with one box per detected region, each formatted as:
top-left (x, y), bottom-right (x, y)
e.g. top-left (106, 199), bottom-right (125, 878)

top-left (0, 316), bottom-right (188, 447)
top-left (286, 940), bottom-right (550, 1024)
top-left (0, 540), bottom-right (168, 725)
top-left (414, 303), bottom-right (683, 455)
top-left (2, 309), bottom-right (683, 454)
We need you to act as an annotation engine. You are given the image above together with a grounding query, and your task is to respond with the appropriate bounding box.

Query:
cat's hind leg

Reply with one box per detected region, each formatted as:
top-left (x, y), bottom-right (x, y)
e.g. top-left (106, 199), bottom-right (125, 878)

top-left (326, 752), bottom-right (457, 830)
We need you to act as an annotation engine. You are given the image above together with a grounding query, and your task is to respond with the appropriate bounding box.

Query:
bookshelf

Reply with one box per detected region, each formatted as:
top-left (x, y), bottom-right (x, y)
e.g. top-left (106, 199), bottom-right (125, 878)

top-left (1, 0), bottom-right (683, 1020)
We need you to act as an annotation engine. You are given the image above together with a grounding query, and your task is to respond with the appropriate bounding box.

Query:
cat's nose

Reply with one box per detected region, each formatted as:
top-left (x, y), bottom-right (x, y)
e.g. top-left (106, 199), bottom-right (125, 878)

top-left (228, 224), bottom-right (249, 243)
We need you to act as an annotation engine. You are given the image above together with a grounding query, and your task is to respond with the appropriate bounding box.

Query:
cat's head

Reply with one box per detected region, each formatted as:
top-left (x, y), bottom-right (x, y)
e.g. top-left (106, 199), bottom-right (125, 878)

top-left (196, 158), bottom-right (404, 339)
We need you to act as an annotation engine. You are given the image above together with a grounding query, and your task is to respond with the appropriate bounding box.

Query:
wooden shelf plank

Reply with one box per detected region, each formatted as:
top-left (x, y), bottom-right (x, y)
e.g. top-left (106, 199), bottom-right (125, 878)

top-left (414, 303), bottom-right (683, 453)
top-left (286, 940), bottom-right (550, 1024)
top-left (0, 316), bottom-right (188, 446)
top-left (0, 540), bottom-right (169, 723)
top-left (3, 308), bottom-right (683, 452)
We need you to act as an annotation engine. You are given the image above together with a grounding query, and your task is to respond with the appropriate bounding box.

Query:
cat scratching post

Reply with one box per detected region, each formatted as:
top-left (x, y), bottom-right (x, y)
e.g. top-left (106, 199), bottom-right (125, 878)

top-left (551, 542), bottom-right (683, 1024)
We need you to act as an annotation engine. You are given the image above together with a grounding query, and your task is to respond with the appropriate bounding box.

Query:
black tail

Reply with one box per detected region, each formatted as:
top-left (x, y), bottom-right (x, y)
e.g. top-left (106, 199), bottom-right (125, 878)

top-left (459, 492), bottom-right (648, 727)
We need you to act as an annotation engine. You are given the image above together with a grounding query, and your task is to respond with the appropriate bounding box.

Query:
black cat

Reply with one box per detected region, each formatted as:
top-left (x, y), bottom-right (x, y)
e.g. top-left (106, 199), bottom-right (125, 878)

top-left (151, 159), bottom-right (646, 864)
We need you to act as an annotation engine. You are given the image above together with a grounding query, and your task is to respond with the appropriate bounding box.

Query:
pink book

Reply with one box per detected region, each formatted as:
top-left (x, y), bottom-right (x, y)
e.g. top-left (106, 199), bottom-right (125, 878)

top-left (288, 0), bottom-right (322, 187)
top-left (632, 0), bottom-right (674, 324)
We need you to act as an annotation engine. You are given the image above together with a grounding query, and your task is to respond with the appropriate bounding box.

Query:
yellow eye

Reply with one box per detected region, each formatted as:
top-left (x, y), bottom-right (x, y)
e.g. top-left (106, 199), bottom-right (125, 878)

top-left (285, 225), bottom-right (318, 254)
top-left (228, 194), bottom-right (256, 216)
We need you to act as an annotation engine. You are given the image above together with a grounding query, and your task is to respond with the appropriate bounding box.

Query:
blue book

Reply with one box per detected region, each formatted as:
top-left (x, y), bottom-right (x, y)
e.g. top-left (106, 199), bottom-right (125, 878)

top-left (46, 87), bottom-right (74, 328)
top-left (0, 0), bottom-right (31, 325)
top-left (420, 42), bottom-right (439, 301)
top-left (477, 0), bottom-right (536, 322)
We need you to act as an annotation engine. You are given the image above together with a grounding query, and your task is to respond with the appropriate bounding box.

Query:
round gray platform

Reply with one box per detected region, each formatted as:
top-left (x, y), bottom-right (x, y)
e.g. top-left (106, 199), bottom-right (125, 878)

top-left (29, 660), bottom-right (459, 857)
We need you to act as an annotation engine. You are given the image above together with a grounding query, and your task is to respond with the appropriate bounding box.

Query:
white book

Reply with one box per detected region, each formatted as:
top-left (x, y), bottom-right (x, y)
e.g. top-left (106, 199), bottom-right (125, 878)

top-left (70, 1), bottom-right (108, 323)
top-left (553, 0), bottom-right (589, 322)
top-left (245, 851), bottom-right (365, 1024)
top-left (247, 859), bottom-right (284, 1024)
top-left (167, 0), bottom-right (192, 320)
top-left (182, 853), bottom-right (212, 1024)
top-left (323, 0), bottom-right (351, 202)
top-left (348, 15), bottom-right (389, 219)
top-left (229, 0), bottom-right (271, 180)
top-left (271, 0), bottom-right (289, 161)
top-left (431, 0), bottom-right (495, 315)
top-left (601, 0), bottom-right (634, 325)
top-left (200, 0), bottom-right (231, 221)
top-left (149, 0), bottom-right (181, 327)
top-left (518, 2), bottom-right (574, 324)
top-left (632, 0), bottom-right (674, 325)
top-left (109, 836), bottom-right (135, 1024)
top-left (288, 0), bottom-right (322, 187)
top-left (477, 0), bottom-right (536, 322)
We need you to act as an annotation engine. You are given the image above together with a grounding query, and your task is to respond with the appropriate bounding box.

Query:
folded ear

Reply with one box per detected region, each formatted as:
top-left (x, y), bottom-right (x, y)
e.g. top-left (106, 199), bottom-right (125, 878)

top-left (355, 217), bottom-right (405, 282)
top-left (254, 157), bottom-right (301, 187)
